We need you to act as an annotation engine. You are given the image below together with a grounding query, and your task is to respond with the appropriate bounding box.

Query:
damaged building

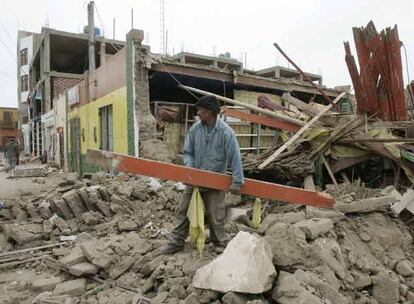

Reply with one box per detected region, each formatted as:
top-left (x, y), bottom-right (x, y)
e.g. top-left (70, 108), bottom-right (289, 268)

top-left (18, 22), bottom-right (351, 175)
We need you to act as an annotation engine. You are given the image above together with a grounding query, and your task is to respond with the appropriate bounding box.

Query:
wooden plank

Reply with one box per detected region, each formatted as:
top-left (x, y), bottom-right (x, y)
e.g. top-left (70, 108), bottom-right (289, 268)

top-left (221, 107), bottom-right (300, 132)
top-left (86, 149), bottom-right (334, 208)
top-left (322, 156), bottom-right (339, 190)
top-left (178, 84), bottom-right (305, 127)
top-left (273, 43), bottom-right (335, 105)
top-left (258, 92), bottom-right (347, 169)
top-left (309, 115), bottom-right (361, 160)
top-left (151, 61), bottom-right (343, 98)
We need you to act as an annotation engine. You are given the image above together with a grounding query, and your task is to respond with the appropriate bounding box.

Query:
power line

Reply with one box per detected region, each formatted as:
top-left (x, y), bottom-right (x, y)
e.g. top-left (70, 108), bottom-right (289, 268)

top-left (0, 19), bottom-right (15, 45)
top-left (94, 3), bottom-right (122, 52)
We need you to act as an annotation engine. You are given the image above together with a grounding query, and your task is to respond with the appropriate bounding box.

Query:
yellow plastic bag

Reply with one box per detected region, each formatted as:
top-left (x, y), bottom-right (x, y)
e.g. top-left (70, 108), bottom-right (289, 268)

top-left (252, 198), bottom-right (262, 229)
top-left (187, 187), bottom-right (205, 256)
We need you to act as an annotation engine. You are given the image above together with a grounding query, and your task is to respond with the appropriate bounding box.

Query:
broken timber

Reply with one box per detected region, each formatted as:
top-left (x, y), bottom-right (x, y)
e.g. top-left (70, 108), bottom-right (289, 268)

top-left (258, 91), bottom-right (347, 169)
top-left (86, 149), bottom-right (334, 208)
top-left (177, 84), bottom-right (305, 127)
top-left (221, 107), bottom-right (300, 132)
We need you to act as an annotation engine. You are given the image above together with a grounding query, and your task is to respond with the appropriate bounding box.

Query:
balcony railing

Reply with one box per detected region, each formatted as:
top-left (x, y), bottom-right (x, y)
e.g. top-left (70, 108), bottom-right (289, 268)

top-left (0, 121), bottom-right (18, 129)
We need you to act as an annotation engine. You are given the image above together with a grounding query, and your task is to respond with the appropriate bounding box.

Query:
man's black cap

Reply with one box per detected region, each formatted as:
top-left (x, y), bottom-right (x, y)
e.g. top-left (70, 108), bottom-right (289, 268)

top-left (195, 95), bottom-right (220, 114)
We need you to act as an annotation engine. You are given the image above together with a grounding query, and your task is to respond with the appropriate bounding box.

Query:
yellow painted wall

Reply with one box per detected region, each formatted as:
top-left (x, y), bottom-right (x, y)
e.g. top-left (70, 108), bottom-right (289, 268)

top-left (69, 86), bottom-right (128, 155)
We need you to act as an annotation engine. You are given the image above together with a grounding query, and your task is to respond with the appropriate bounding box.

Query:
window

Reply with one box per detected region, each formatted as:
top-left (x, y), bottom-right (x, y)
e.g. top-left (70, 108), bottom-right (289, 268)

top-left (99, 105), bottom-right (113, 151)
top-left (21, 75), bottom-right (29, 92)
top-left (20, 48), bottom-right (28, 66)
top-left (3, 111), bottom-right (12, 122)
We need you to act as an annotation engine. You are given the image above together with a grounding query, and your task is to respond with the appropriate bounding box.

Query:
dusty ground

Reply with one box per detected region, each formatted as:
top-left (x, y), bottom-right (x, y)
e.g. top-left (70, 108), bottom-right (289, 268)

top-left (0, 165), bottom-right (413, 304)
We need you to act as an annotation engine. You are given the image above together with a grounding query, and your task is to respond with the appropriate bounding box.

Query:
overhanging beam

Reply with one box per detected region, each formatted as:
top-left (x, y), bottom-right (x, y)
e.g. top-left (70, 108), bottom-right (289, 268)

top-left (86, 149), bottom-right (334, 208)
top-left (222, 107), bottom-right (301, 132)
top-left (50, 71), bottom-right (86, 79)
top-left (151, 61), bottom-right (342, 97)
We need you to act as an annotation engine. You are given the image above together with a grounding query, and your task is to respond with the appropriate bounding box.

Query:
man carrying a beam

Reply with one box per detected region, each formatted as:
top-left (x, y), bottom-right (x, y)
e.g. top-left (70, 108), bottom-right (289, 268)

top-left (162, 95), bottom-right (244, 254)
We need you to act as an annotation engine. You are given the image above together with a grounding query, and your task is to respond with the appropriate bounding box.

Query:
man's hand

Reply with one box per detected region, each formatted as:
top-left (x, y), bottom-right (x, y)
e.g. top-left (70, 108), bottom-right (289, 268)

top-left (229, 183), bottom-right (242, 195)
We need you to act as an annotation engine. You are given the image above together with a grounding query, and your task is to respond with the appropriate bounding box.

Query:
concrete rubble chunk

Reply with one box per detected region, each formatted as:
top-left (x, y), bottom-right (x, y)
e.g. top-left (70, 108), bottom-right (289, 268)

top-left (53, 198), bottom-right (74, 220)
top-left (109, 256), bottom-right (136, 279)
top-left (63, 190), bottom-right (87, 219)
top-left (96, 200), bottom-right (112, 217)
top-left (2, 223), bottom-right (43, 245)
top-left (258, 212), bottom-right (306, 234)
top-left (391, 189), bottom-right (413, 215)
top-left (352, 271), bottom-right (372, 289)
top-left (222, 292), bottom-right (248, 304)
top-left (150, 291), bottom-right (169, 304)
top-left (371, 271), bottom-right (400, 304)
top-left (293, 218), bottom-right (334, 240)
top-left (264, 223), bottom-right (308, 267)
top-left (11, 205), bottom-right (27, 221)
top-left (169, 285), bottom-right (187, 299)
top-left (69, 262), bottom-right (98, 276)
top-left (272, 271), bottom-right (323, 304)
top-left (59, 246), bottom-right (86, 268)
top-left (183, 293), bottom-right (201, 304)
top-left (82, 211), bottom-right (103, 225)
top-left (336, 195), bottom-right (395, 214)
top-left (306, 206), bottom-right (345, 223)
top-left (396, 260), bottom-right (414, 277)
top-left (31, 276), bottom-right (64, 291)
top-left (295, 269), bottom-right (348, 304)
top-left (53, 278), bottom-right (86, 296)
top-left (118, 219), bottom-right (138, 232)
top-left (80, 238), bottom-right (115, 269)
top-left (310, 238), bottom-right (348, 280)
top-left (193, 231), bottom-right (276, 294)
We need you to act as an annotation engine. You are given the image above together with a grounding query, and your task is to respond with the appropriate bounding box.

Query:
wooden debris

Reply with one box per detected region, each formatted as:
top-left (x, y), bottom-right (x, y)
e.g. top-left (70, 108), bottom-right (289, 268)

top-left (258, 92), bottom-right (346, 169)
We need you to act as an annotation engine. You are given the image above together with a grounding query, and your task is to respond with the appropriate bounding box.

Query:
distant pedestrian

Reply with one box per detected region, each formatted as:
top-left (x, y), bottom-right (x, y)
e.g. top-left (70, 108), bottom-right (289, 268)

top-left (4, 138), bottom-right (18, 172)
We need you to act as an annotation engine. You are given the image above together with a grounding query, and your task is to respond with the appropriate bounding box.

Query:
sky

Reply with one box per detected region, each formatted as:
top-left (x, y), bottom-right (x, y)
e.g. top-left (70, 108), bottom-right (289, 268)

top-left (0, 0), bottom-right (413, 108)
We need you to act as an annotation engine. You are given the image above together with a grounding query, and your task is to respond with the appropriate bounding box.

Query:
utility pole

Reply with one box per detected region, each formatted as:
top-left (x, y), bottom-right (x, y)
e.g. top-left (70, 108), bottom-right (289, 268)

top-left (88, 1), bottom-right (96, 72)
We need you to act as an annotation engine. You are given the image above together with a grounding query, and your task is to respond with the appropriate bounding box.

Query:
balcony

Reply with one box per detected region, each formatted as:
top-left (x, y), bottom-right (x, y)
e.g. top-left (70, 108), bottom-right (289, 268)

top-left (0, 121), bottom-right (18, 130)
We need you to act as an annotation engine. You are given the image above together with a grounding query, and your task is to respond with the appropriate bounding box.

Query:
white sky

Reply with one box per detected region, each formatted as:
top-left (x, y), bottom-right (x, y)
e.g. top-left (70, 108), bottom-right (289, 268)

top-left (0, 0), bottom-right (413, 108)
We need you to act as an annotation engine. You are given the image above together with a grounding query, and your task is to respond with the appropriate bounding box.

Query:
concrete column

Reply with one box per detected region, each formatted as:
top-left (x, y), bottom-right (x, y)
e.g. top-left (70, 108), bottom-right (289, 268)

top-left (31, 122), bottom-right (35, 155)
top-left (43, 29), bottom-right (51, 112)
top-left (100, 41), bottom-right (106, 67)
top-left (127, 30), bottom-right (156, 150)
top-left (274, 67), bottom-right (280, 79)
top-left (36, 121), bottom-right (40, 157)
top-left (88, 1), bottom-right (96, 72)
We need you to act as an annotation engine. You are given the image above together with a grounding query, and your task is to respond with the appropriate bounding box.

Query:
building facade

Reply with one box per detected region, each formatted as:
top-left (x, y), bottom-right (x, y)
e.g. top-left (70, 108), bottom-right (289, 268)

top-left (0, 107), bottom-right (19, 151)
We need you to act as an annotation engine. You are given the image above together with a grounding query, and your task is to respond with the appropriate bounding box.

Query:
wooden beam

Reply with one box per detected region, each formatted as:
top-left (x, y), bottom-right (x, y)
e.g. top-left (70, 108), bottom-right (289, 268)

top-left (322, 156), bottom-right (339, 191)
top-left (50, 71), bottom-right (86, 79)
top-left (151, 61), bottom-right (343, 97)
top-left (221, 107), bottom-right (300, 132)
top-left (178, 84), bottom-right (305, 126)
top-left (86, 149), bottom-right (334, 209)
top-left (258, 92), bottom-right (347, 169)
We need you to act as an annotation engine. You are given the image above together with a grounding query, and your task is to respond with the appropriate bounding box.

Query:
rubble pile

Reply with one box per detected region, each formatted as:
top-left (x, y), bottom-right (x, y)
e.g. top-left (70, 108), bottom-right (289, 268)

top-left (0, 172), bottom-right (183, 253)
top-left (1, 177), bottom-right (414, 304)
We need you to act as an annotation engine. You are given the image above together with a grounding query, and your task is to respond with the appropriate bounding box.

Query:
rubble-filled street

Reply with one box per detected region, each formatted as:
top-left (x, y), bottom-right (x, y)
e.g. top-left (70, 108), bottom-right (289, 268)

top-left (1, 1), bottom-right (414, 303)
